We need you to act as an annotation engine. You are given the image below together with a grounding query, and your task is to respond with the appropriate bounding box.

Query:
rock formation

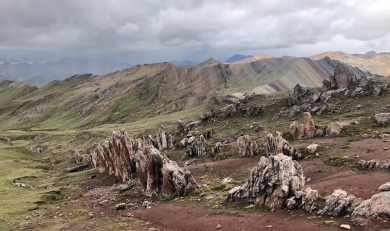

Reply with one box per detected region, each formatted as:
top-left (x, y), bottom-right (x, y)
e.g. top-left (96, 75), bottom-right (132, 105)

top-left (225, 153), bottom-right (305, 211)
top-left (266, 132), bottom-right (300, 160)
top-left (318, 189), bottom-right (355, 217)
top-left (288, 84), bottom-right (309, 106)
top-left (289, 112), bottom-right (315, 140)
top-left (156, 127), bottom-right (175, 150)
top-left (237, 135), bottom-right (258, 157)
top-left (176, 119), bottom-right (189, 136)
top-left (91, 129), bottom-right (197, 197)
top-left (186, 135), bottom-right (206, 157)
top-left (286, 187), bottom-right (319, 213)
top-left (326, 122), bottom-right (343, 137)
top-left (352, 182), bottom-right (390, 227)
top-left (375, 113), bottom-right (390, 126)
top-left (212, 142), bottom-right (224, 156)
top-left (357, 159), bottom-right (390, 170)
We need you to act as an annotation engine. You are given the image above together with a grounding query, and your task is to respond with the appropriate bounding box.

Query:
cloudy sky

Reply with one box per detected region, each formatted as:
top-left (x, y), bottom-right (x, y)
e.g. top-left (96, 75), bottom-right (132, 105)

top-left (0, 0), bottom-right (389, 64)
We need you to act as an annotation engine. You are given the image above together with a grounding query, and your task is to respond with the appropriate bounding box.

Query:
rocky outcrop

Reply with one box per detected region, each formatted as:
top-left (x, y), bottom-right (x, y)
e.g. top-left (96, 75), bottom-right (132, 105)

top-left (156, 127), bottom-right (175, 150)
top-left (237, 135), bottom-right (258, 157)
top-left (326, 122), bottom-right (343, 137)
top-left (176, 119), bottom-right (189, 136)
top-left (373, 84), bottom-right (388, 98)
top-left (186, 135), bottom-right (206, 157)
top-left (352, 183), bottom-right (390, 227)
top-left (91, 129), bottom-right (197, 197)
top-left (289, 112), bottom-right (315, 140)
top-left (286, 187), bottom-right (319, 213)
top-left (212, 142), bottom-right (224, 156)
top-left (375, 113), bottom-right (390, 126)
top-left (266, 132), bottom-right (300, 160)
top-left (225, 154), bottom-right (305, 211)
top-left (288, 84), bottom-right (309, 106)
top-left (318, 189), bottom-right (355, 217)
top-left (357, 159), bottom-right (390, 171)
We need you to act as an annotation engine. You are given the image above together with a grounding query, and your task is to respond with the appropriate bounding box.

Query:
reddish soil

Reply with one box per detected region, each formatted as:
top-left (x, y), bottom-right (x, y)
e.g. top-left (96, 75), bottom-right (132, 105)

top-left (20, 128), bottom-right (390, 231)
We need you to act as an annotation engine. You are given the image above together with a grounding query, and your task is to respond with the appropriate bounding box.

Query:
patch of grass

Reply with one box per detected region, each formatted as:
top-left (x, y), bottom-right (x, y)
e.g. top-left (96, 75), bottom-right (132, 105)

top-left (325, 153), bottom-right (357, 167)
top-left (317, 220), bottom-right (340, 227)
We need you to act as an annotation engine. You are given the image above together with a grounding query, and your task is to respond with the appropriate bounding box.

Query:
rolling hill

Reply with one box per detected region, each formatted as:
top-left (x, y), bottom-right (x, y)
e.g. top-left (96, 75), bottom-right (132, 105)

top-left (0, 56), bottom-right (370, 131)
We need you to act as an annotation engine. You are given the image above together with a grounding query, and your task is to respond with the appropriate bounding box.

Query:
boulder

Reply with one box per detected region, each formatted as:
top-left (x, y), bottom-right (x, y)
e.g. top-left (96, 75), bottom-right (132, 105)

top-left (315, 129), bottom-right (324, 137)
top-left (156, 127), bottom-right (175, 150)
top-left (301, 187), bottom-right (319, 213)
top-left (266, 132), bottom-right (300, 160)
top-left (225, 154), bottom-right (305, 211)
top-left (176, 119), bottom-right (189, 136)
top-left (318, 189), bottom-right (355, 217)
top-left (305, 143), bottom-right (318, 154)
top-left (237, 135), bottom-right (258, 157)
top-left (326, 122), bottom-right (343, 137)
top-left (352, 191), bottom-right (390, 227)
top-left (375, 113), bottom-right (390, 126)
top-left (311, 91), bottom-right (321, 103)
top-left (379, 182), bottom-right (390, 191)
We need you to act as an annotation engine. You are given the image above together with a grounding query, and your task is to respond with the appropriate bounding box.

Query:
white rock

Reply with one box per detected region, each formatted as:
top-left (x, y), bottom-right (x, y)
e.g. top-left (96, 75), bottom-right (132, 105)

top-left (340, 224), bottom-right (350, 230)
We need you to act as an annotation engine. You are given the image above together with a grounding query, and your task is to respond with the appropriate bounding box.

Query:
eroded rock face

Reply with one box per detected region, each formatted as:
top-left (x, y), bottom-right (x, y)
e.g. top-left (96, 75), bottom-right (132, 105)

top-left (352, 187), bottom-right (390, 227)
top-left (288, 84), bottom-right (309, 106)
top-left (186, 135), bottom-right (206, 157)
top-left (318, 189), bottom-right (355, 217)
top-left (225, 154), bottom-right (305, 211)
top-left (266, 132), bottom-right (300, 160)
top-left (326, 122), bottom-right (343, 137)
top-left (375, 113), bottom-right (390, 126)
top-left (237, 135), bottom-right (258, 157)
top-left (91, 129), bottom-right (197, 197)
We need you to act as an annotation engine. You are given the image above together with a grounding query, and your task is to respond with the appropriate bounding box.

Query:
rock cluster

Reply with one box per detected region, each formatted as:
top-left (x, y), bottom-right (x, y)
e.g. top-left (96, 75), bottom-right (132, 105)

top-left (357, 159), bottom-right (390, 170)
top-left (266, 132), bottom-right (300, 160)
top-left (237, 135), bottom-right (258, 157)
top-left (212, 142), bottom-right (225, 156)
top-left (352, 182), bottom-right (390, 227)
top-left (91, 129), bottom-right (197, 197)
top-left (289, 112), bottom-right (316, 140)
top-left (225, 153), bottom-right (305, 211)
top-left (318, 189), bottom-right (355, 217)
top-left (286, 187), bottom-right (319, 213)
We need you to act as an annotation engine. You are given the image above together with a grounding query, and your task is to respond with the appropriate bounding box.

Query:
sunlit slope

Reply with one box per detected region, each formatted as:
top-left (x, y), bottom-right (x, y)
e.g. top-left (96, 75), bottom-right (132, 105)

top-left (310, 51), bottom-right (390, 77)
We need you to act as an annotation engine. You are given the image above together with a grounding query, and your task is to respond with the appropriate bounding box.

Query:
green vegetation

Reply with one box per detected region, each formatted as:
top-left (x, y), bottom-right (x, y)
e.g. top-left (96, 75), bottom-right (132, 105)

top-left (325, 153), bottom-right (357, 167)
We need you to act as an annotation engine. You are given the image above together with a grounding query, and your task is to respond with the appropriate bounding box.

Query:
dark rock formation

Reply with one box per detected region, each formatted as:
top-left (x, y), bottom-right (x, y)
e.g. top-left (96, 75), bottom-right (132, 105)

top-left (237, 135), bottom-right (258, 157)
top-left (212, 142), bottom-right (224, 156)
top-left (91, 129), bottom-right (197, 197)
top-left (225, 154), bottom-right (305, 211)
top-left (186, 135), bottom-right (206, 157)
top-left (288, 84), bottom-right (309, 106)
top-left (266, 132), bottom-right (300, 160)
top-left (318, 189), bottom-right (355, 217)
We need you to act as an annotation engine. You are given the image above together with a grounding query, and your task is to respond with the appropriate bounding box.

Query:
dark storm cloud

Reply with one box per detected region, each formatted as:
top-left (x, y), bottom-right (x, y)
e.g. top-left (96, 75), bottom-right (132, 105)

top-left (0, 0), bottom-right (389, 63)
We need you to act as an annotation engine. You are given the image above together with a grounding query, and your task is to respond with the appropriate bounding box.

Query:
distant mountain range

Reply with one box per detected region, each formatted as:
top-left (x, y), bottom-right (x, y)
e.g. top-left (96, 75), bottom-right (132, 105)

top-left (224, 54), bottom-right (253, 63)
top-left (0, 57), bottom-right (132, 85)
top-left (169, 60), bottom-right (197, 66)
top-left (310, 51), bottom-right (390, 77)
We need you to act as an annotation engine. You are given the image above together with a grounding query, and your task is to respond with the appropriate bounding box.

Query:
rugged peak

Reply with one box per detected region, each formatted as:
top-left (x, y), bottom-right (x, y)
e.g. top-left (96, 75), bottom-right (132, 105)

top-left (197, 57), bottom-right (221, 66)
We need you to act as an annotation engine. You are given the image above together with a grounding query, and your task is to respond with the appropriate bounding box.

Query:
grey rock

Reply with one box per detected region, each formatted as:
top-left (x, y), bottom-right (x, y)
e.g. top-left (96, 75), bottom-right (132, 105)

top-left (266, 132), bottom-right (300, 160)
top-left (315, 129), bottom-right (324, 137)
top-left (305, 143), bottom-right (318, 154)
top-left (318, 189), bottom-right (355, 217)
top-left (352, 191), bottom-right (390, 227)
top-left (237, 135), bottom-right (258, 157)
top-left (116, 203), bottom-right (126, 210)
top-left (379, 182), bottom-right (390, 191)
top-left (326, 122), bottom-right (343, 137)
top-left (375, 113), bottom-right (390, 126)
